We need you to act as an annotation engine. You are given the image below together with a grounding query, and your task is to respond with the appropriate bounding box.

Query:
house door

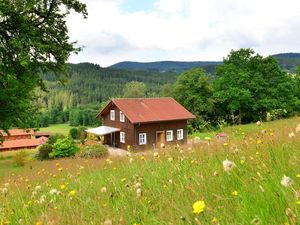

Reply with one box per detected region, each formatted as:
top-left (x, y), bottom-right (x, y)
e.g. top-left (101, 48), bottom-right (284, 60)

top-left (156, 131), bottom-right (165, 147)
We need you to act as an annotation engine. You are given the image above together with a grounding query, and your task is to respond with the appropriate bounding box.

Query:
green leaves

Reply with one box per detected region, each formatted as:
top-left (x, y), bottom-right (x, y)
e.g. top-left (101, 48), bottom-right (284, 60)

top-left (0, 0), bottom-right (87, 131)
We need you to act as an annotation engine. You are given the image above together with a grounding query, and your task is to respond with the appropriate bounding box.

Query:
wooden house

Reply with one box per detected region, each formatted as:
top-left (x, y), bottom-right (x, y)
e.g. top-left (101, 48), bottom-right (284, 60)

top-left (87, 98), bottom-right (195, 150)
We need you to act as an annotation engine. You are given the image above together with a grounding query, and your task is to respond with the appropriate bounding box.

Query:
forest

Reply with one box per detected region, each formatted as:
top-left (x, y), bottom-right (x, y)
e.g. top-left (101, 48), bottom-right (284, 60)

top-left (33, 49), bottom-right (300, 130)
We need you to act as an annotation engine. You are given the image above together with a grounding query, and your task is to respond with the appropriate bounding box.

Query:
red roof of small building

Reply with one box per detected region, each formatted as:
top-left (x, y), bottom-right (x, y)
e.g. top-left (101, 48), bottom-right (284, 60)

top-left (0, 137), bottom-right (48, 150)
top-left (99, 98), bottom-right (195, 124)
top-left (0, 129), bottom-right (34, 137)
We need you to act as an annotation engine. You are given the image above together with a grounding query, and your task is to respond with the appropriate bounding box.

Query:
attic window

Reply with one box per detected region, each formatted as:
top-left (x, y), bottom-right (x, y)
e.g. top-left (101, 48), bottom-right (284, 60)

top-left (120, 111), bottom-right (125, 122)
top-left (110, 110), bottom-right (115, 120)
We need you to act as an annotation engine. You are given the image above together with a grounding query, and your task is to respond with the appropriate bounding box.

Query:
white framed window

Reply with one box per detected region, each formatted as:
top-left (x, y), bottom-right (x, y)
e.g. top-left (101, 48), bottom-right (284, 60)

top-left (177, 129), bottom-right (184, 140)
top-left (120, 132), bottom-right (125, 143)
top-left (139, 133), bottom-right (147, 145)
top-left (166, 130), bottom-right (173, 142)
top-left (120, 111), bottom-right (125, 122)
top-left (110, 110), bottom-right (115, 120)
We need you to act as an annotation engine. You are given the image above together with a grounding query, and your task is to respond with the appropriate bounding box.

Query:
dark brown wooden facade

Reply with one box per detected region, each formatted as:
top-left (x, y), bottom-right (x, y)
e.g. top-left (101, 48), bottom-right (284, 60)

top-left (101, 103), bottom-right (189, 150)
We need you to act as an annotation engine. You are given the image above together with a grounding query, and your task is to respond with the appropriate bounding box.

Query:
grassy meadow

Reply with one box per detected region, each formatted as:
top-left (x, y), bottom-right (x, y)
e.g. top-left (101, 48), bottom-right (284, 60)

top-left (0, 118), bottom-right (300, 224)
top-left (39, 123), bottom-right (76, 136)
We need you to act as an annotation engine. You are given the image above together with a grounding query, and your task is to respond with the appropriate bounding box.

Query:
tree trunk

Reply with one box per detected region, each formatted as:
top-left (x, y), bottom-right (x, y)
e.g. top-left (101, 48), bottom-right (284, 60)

top-left (238, 108), bottom-right (242, 124)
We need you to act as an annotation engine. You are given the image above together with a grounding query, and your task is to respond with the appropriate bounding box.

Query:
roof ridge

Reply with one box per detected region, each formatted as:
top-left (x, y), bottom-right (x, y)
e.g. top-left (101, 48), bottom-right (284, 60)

top-left (112, 97), bottom-right (174, 100)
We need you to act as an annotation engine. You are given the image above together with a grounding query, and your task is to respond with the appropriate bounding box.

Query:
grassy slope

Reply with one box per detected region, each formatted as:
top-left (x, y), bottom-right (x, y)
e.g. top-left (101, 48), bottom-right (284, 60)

top-left (39, 123), bottom-right (75, 136)
top-left (0, 118), bottom-right (299, 224)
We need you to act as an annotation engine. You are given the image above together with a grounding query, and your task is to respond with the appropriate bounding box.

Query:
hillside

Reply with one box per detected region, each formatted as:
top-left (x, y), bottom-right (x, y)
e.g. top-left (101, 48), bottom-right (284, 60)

top-left (110, 61), bottom-right (222, 73)
top-left (0, 117), bottom-right (299, 224)
top-left (110, 53), bottom-right (300, 73)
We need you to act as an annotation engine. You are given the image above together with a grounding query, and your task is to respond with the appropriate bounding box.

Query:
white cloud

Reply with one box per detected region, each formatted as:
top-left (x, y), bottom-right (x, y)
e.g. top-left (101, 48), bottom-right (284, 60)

top-left (67, 0), bottom-right (300, 66)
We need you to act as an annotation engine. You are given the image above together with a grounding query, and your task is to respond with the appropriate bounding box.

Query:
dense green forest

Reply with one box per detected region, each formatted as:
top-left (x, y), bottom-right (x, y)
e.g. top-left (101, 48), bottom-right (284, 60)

top-left (34, 51), bottom-right (300, 129)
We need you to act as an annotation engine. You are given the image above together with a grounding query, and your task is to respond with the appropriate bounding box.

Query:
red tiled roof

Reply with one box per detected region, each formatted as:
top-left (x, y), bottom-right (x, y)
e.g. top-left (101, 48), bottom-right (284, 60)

top-left (100, 98), bottom-right (195, 123)
top-left (33, 132), bottom-right (51, 137)
top-left (0, 137), bottom-right (48, 150)
top-left (0, 129), bottom-right (34, 137)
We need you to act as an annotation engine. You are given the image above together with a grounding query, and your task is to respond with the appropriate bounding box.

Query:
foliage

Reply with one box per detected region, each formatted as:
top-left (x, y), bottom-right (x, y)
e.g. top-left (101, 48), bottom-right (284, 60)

top-left (12, 151), bottom-right (27, 167)
top-left (50, 138), bottom-right (78, 158)
top-left (77, 144), bottom-right (108, 158)
top-left (173, 68), bottom-right (215, 131)
top-left (159, 83), bottom-right (174, 97)
top-left (69, 128), bottom-right (79, 140)
top-left (47, 133), bottom-right (66, 145)
top-left (0, 0), bottom-right (87, 131)
top-left (123, 81), bottom-right (147, 98)
top-left (36, 143), bottom-right (53, 160)
top-left (213, 48), bottom-right (299, 124)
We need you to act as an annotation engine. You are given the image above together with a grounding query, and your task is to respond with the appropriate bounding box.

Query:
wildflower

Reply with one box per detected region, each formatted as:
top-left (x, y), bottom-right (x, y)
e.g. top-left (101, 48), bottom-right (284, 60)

top-left (101, 187), bottom-right (107, 193)
top-left (36, 221), bottom-right (43, 225)
top-left (256, 139), bottom-right (262, 145)
top-left (240, 159), bottom-right (245, 165)
top-left (129, 158), bottom-right (133, 163)
top-left (58, 167), bottom-right (63, 172)
top-left (281, 175), bottom-right (293, 187)
top-left (34, 185), bottom-right (41, 191)
top-left (55, 163), bottom-right (60, 167)
top-left (223, 142), bottom-right (229, 146)
top-left (134, 182), bottom-right (141, 188)
top-left (256, 121), bottom-right (261, 126)
top-left (188, 147), bottom-right (192, 150)
top-left (296, 201), bottom-right (300, 205)
top-left (25, 178), bottom-right (30, 182)
top-left (68, 190), bottom-right (77, 196)
top-left (103, 219), bottom-right (112, 225)
top-left (39, 195), bottom-right (46, 204)
top-left (136, 188), bottom-right (142, 198)
top-left (59, 184), bottom-right (66, 190)
top-left (288, 132), bottom-right (295, 138)
top-left (168, 157), bottom-right (173, 162)
top-left (79, 166), bottom-right (84, 170)
top-left (140, 156), bottom-right (145, 160)
top-left (192, 200), bottom-right (206, 214)
top-left (269, 132), bottom-right (274, 136)
top-left (0, 187), bottom-right (8, 195)
top-left (49, 189), bottom-right (58, 195)
top-left (4, 183), bottom-right (9, 188)
top-left (296, 174), bottom-right (300, 178)
top-left (127, 145), bottom-right (131, 151)
top-left (231, 190), bottom-right (238, 196)
top-left (153, 152), bottom-right (159, 158)
top-left (121, 178), bottom-right (126, 182)
top-left (222, 160), bottom-right (236, 172)
top-left (296, 124), bottom-right (300, 133)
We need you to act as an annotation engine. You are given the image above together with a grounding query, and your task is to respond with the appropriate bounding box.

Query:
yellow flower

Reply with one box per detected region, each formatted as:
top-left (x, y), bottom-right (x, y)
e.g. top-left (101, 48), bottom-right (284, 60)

top-left (79, 166), bottom-right (84, 170)
top-left (296, 201), bottom-right (300, 205)
top-left (256, 139), bottom-right (262, 145)
top-left (36, 221), bottom-right (43, 225)
top-left (223, 142), bottom-right (229, 146)
top-left (269, 132), bottom-right (274, 136)
top-left (192, 200), bottom-right (206, 214)
top-left (121, 178), bottom-right (126, 182)
top-left (296, 174), bottom-right (300, 178)
top-left (58, 167), bottom-right (63, 172)
top-left (240, 160), bottom-right (245, 165)
top-left (68, 190), bottom-right (77, 196)
top-left (60, 184), bottom-right (66, 190)
top-left (231, 190), bottom-right (238, 196)
top-left (25, 178), bottom-right (29, 182)
top-left (55, 163), bottom-right (60, 167)
top-left (140, 156), bottom-right (145, 160)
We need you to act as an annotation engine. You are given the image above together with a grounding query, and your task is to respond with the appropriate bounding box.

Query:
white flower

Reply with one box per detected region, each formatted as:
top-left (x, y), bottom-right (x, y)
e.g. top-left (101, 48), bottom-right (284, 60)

top-left (129, 158), bottom-right (133, 163)
top-left (100, 187), bottom-right (107, 193)
top-left (0, 187), bottom-right (8, 195)
top-left (134, 182), bottom-right (141, 189)
top-left (34, 185), bottom-right (41, 191)
top-left (49, 188), bottom-right (58, 195)
top-left (168, 157), bottom-right (173, 162)
top-left (153, 152), bottom-right (159, 157)
top-left (103, 219), bottom-right (112, 225)
top-left (288, 132), bottom-right (295, 138)
top-left (296, 124), bottom-right (300, 133)
top-left (4, 183), bottom-right (9, 188)
top-left (39, 195), bottom-right (46, 204)
top-left (136, 188), bottom-right (142, 198)
top-left (222, 160), bottom-right (236, 172)
top-left (256, 121), bottom-right (262, 126)
top-left (281, 175), bottom-right (293, 187)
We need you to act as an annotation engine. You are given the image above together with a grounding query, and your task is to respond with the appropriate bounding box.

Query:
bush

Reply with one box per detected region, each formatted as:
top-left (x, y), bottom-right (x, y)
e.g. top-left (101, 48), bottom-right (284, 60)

top-left (50, 138), bottom-right (78, 158)
top-left (47, 133), bottom-right (65, 145)
top-left (77, 144), bottom-right (108, 159)
top-left (69, 128), bottom-right (79, 139)
top-left (13, 151), bottom-right (27, 167)
top-left (36, 143), bottom-right (53, 160)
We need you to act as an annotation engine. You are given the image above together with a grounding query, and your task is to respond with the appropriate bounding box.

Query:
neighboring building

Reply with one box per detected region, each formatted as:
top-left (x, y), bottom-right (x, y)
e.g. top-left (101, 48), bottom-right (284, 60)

top-left (86, 98), bottom-right (195, 150)
top-left (0, 129), bottom-right (34, 141)
top-left (0, 137), bottom-right (48, 151)
top-left (0, 129), bottom-right (50, 151)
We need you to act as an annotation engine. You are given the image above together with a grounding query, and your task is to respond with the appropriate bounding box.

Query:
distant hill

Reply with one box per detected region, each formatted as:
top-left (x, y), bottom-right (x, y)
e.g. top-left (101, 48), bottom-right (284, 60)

top-left (110, 53), bottom-right (300, 73)
top-left (273, 53), bottom-right (300, 72)
top-left (110, 61), bottom-right (222, 74)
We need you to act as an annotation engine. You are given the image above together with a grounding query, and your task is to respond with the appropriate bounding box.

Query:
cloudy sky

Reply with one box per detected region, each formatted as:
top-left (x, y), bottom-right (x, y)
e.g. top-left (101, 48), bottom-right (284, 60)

top-left (67, 0), bottom-right (300, 67)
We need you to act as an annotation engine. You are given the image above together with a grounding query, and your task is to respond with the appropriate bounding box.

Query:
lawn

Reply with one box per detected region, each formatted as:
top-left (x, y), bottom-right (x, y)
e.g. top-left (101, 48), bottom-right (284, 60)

top-left (39, 123), bottom-right (76, 136)
top-left (0, 118), bottom-right (299, 224)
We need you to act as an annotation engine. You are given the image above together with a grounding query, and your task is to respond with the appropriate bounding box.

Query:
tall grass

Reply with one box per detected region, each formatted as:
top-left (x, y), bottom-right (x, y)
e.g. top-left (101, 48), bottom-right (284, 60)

top-left (0, 118), bottom-right (299, 224)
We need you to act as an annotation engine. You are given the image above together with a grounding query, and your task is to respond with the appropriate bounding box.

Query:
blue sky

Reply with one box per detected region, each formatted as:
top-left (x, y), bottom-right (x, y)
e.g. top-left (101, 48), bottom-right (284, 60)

top-left (67, 0), bottom-right (300, 67)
